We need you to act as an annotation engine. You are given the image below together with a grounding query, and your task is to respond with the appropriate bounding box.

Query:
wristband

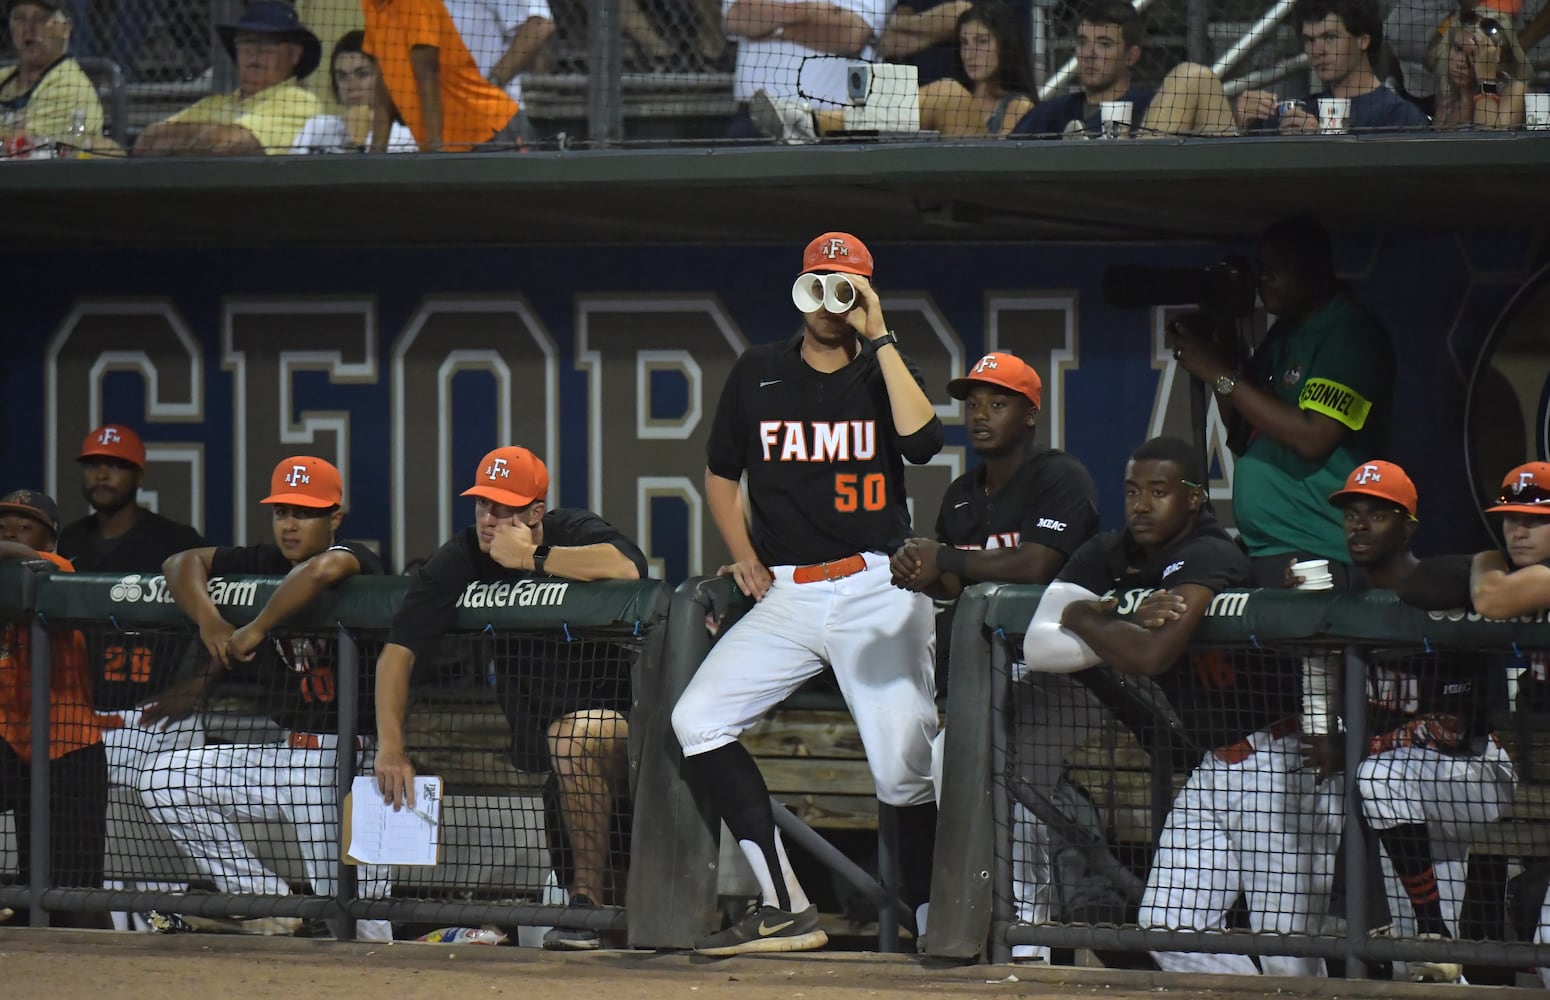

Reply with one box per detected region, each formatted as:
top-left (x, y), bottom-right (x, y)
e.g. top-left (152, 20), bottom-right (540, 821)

top-left (871, 331), bottom-right (899, 351)
top-left (936, 544), bottom-right (968, 576)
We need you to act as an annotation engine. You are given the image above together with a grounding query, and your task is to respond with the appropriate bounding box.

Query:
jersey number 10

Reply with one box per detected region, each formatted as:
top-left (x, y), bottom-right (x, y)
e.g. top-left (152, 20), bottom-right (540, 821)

top-left (834, 473), bottom-right (887, 512)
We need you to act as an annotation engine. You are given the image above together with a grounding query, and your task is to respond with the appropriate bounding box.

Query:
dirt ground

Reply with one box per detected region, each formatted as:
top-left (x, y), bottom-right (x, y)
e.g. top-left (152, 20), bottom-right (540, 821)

top-left (0, 929), bottom-right (1477, 1000)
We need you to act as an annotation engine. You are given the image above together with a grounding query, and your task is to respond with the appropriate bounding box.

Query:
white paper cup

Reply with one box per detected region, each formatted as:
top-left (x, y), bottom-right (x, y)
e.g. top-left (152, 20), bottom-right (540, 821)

top-left (1318, 97), bottom-right (1350, 134)
top-left (1100, 100), bottom-right (1134, 139)
top-left (791, 273), bottom-right (857, 314)
top-left (1291, 558), bottom-right (1333, 590)
top-left (1526, 93), bottom-right (1550, 130)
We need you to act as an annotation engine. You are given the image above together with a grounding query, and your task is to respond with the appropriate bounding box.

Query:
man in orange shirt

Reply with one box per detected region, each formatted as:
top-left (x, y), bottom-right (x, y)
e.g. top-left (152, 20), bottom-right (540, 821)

top-left (0, 489), bottom-right (109, 928)
top-left (362, 0), bottom-right (531, 151)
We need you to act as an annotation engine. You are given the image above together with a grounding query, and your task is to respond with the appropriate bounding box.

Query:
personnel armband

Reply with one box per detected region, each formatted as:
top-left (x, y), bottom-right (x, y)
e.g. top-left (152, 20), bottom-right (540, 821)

top-left (1296, 377), bottom-right (1373, 430)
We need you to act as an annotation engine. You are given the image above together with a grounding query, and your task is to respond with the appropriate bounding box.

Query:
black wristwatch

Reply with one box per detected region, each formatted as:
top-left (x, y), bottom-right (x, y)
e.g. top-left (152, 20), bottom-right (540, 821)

top-left (1479, 80), bottom-right (1501, 95)
top-left (871, 331), bottom-right (899, 351)
top-left (532, 544), bottom-right (553, 575)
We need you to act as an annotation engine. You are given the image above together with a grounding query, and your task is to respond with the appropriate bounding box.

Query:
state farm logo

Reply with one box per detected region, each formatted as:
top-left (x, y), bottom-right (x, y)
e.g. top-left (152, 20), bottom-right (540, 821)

top-left (109, 574), bottom-right (260, 607)
top-left (457, 578), bottom-right (570, 609)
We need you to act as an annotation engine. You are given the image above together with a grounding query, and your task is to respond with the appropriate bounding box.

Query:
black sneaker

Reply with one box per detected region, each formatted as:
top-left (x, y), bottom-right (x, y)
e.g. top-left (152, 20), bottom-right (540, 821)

top-left (542, 894), bottom-right (602, 951)
top-left (693, 905), bottom-right (827, 957)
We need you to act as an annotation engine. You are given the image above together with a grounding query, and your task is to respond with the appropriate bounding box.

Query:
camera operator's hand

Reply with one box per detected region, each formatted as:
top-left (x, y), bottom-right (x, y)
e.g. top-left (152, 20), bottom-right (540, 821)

top-left (844, 275), bottom-right (889, 342)
top-left (1164, 321), bottom-right (1232, 385)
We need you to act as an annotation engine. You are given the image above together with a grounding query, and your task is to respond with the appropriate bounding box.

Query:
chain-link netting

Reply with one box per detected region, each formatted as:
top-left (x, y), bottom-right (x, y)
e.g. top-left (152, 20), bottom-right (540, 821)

top-left (3, 0), bottom-right (1550, 153)
top-left (988, 627), bottom-right (1548, 978)
top-left (0, 614), bottom-right (642, 941)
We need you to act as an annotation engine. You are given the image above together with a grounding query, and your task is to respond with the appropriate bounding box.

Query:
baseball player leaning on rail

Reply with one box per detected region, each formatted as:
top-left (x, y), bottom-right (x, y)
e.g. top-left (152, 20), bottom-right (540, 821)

top-left (373, 446), bottom-right (648, 951)
top-left (671, 232), bottom-right (944, 957)
top-left (1022, 436), bottom-right (1325, 978)
top-left (140, 456), bottom-right (390, 939)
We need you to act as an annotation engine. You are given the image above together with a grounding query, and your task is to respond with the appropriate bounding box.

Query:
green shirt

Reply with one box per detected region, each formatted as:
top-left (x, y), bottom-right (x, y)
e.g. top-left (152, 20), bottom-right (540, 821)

top-left (1232, 293), bottom-right (1394, 562)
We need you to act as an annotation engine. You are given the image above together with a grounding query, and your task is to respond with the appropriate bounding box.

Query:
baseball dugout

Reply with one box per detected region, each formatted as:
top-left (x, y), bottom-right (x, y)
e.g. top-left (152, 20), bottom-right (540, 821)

top-left (930, 582), bottom-right (1550, 979)
top-left (0, 558), bottom-right (669, 941)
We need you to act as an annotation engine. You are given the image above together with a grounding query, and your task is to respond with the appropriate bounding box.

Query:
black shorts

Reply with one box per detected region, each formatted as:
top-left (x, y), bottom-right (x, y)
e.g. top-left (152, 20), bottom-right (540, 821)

top-left (491, 639), bottom-right (632, 773)
top-left (0, 739), bottom-right (109, 890)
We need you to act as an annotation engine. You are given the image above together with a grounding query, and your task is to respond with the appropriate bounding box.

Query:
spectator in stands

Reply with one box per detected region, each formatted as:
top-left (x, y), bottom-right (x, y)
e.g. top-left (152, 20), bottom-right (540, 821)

top-left (294, 30), bottom-right (417, 152)
top-left (445, 0), bottom-right (554, 108)
top-left (723, 0), bottom-right (884, 137)
top-left (1383, 0), bottom-right (1462, 112)
top-left (373, 446), bottom-right (647, 950)
top-left (1432, 8), bottom-right (1531, 129)
top-left (753, 1), bottom-right (1034, 139)
top-left (0, 489), bottom-right (110, 929)
top-left (362, 0), bottom-right (532, 151)
top-left (139, 456), bottom-right (391, 940)
top-left (1009, 0), bottom-right (1234, 138)
top-left (893, 351), bottom-right (1100, 963)
top-left (134, 0), bottom-right (321, 156)
top-left (1167, 215), bottom-right (1394, 588)
top-left (55, 423), bottom-right (206, 933)
top-left (1235, 0), bottom-right (1428, 133)
top-left (879, 0), bottom-right (1024, 89)
top-left (1026, 438), bottom-right (1322, 977)
top-left (0, 0), bottom-right (115, 153)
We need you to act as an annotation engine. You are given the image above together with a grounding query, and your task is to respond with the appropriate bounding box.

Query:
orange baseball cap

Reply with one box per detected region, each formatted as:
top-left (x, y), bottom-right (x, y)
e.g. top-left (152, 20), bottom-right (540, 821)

top-left (462, 446), bottom-right (549, 508)
top-left (79, 423), bottom-right (146, 469)
top-left (801, 232), bottom-right (873, 277)
top-left (947, 352), bottom-right (1043, 410)
top-left (261, 456), bottom-right (343, 508)
top-left (1486, 461), bottom-right (1550, 516)
top-left (1327, 460), bottom-right (1418, 518)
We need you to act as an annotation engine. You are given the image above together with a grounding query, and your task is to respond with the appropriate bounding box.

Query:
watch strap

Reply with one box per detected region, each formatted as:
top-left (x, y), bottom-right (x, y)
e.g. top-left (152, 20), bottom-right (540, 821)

top-left (532, 544), bottom-right (553, 575)
top-left (871, 331), bottom-right (899, 351)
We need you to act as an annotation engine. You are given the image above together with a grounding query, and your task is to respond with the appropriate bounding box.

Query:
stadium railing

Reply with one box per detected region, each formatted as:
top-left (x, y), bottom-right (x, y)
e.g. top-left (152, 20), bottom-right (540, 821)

top-left (929, 582), bottom-right (1550, 978)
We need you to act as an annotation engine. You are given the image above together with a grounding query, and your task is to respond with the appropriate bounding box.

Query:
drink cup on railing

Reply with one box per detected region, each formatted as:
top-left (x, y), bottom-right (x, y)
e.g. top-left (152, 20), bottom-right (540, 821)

top-left (1318, 97), bottom-right (1351, 134)
top-left (1100, 100), bottom-right (1134, 139)
top-left (1526, 93), bottom-right (1550, 130)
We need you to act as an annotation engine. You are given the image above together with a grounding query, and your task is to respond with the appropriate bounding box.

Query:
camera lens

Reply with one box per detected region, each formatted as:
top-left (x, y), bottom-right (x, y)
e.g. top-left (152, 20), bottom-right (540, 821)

top-left (849, 70), bottom-right (862, 89)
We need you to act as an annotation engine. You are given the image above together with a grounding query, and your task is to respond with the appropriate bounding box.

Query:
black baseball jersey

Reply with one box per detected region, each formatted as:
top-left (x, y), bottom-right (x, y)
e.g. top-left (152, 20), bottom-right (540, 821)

top-left (1058, 513), bottom-right (1288, 753)
top-left (706, 334), bottom-right (944, 566)
top-left (387, 511), bottom-right (648, 771)
top-left (57, 510), bottom-right (206, 710)
top-left (210, 540), bottom-right (384, 736)
top-left (935, 448), bottom-right (1100, 558)
top-left (1358, 560), bottom-right (1501, 752)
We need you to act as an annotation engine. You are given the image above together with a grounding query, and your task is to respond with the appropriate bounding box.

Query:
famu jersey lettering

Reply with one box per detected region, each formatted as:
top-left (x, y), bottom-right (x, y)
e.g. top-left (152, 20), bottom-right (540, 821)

top-left (706, 334), bottom-right (943, 566)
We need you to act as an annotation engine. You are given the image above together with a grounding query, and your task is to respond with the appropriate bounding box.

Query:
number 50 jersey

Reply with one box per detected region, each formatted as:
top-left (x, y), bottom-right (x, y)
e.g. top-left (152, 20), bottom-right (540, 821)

top-left (706, 334), bottom-right (944, 567)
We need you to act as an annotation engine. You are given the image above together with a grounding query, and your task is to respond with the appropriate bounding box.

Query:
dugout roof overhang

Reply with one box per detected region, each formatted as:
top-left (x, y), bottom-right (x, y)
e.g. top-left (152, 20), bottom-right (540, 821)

top-left (7, 133), bottom-right (1550, 247)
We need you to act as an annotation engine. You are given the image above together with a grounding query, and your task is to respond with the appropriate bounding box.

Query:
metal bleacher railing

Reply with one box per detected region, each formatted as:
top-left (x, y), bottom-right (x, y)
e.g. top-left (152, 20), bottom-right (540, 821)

top-left (930, 583), bottom-right (1550, 979)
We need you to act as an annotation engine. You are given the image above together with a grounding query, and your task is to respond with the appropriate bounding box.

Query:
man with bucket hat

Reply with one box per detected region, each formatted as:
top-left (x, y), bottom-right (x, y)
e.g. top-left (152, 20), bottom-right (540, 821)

top-left (373, 446), bottom-right (647, 949)
top-left (135, 0), bottom-right (321, 155)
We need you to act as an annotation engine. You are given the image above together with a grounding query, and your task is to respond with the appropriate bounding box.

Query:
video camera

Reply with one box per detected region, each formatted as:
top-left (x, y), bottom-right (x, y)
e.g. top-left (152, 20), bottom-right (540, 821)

top-left (1101, 254), bottom-right (1257, 360)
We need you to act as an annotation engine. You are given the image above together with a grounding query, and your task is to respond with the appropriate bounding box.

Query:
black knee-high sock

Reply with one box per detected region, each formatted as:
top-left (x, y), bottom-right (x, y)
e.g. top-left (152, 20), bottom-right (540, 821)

top-left (686, 743), bottom-right (791, 911)
top-left (1378, 822), bottom-right (1448, 937)
top-left (887, 801), bottom-right (938, 912)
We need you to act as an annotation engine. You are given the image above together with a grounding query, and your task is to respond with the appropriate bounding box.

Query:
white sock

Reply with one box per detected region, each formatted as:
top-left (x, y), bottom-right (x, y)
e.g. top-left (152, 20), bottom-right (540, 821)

top-left (771, 830), bottom-right (810, 912)
top-left (736, 832), bottom-right (810, 913)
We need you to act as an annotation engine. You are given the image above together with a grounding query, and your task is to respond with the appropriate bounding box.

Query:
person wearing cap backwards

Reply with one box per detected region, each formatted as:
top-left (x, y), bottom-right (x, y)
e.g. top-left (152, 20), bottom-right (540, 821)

top-left (138, 456), bottom-right (389, 939)
top-left (670, 232), bottom-right (943, 955)
top-left (1312, 460), bottom-right (1514, 984)
top-left (134, 0), bottom-right (322, 155)
top-left (373, 446), bottom-right (647, 950)
top-left (0, 488), bottom-right (111, 928)
top-left (56, 424), bottom-right (206, 930)
top-left (889, 351), bottom-right (1100, 964)
top-left (0, 0), bottom-right (114, 153)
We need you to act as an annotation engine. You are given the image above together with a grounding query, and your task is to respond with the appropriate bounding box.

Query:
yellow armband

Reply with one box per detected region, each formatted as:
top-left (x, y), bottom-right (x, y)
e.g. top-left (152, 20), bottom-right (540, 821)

top-left (1297, 377), bottom-right (1373, 430)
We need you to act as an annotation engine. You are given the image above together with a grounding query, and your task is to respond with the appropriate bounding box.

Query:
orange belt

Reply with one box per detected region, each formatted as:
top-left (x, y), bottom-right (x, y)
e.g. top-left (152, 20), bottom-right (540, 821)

top-left (286, 731), bottom-right (364, 751)
top-left (1213, 716), bottom-right (1299, 765)
top-left (791, 554), bottom-right (868, 584)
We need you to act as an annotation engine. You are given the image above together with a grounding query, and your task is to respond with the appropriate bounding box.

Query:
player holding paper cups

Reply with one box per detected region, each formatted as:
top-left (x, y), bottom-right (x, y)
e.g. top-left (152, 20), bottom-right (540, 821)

top-left (672, 231), bottom-right (944, 956)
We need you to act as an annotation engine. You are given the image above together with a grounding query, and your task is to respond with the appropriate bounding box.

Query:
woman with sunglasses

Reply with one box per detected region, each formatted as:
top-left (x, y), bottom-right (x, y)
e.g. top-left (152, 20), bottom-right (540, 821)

top-left (1431, 7), bottom-right (1531, 128)
top-left (293, 30), bottom-right (416, 153)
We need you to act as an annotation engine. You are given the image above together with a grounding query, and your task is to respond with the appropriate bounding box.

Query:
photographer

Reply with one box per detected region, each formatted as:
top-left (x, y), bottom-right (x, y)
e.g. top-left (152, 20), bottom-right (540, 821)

top-left (1165, 215), bottom-right (1394, 588)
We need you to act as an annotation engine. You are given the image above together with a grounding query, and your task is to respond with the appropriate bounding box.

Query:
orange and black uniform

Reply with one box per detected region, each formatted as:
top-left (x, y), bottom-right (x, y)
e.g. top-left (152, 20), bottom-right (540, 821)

top-left (0, 551), bottom-right (110, 897)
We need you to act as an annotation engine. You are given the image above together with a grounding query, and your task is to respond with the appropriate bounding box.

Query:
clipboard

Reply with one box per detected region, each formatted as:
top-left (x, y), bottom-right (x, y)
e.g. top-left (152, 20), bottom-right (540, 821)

top-left (342, 775), bottom-right (443, 866)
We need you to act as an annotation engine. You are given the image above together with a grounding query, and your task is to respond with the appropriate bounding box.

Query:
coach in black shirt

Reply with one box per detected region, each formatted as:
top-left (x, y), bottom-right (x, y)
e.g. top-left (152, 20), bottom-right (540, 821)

top-left (373, 445), bottom-right (646, 951)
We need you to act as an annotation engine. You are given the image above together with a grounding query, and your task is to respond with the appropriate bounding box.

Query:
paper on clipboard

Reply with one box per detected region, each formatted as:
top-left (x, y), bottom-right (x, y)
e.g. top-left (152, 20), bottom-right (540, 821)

top-left (346, 775), bottom-right (442, 865)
